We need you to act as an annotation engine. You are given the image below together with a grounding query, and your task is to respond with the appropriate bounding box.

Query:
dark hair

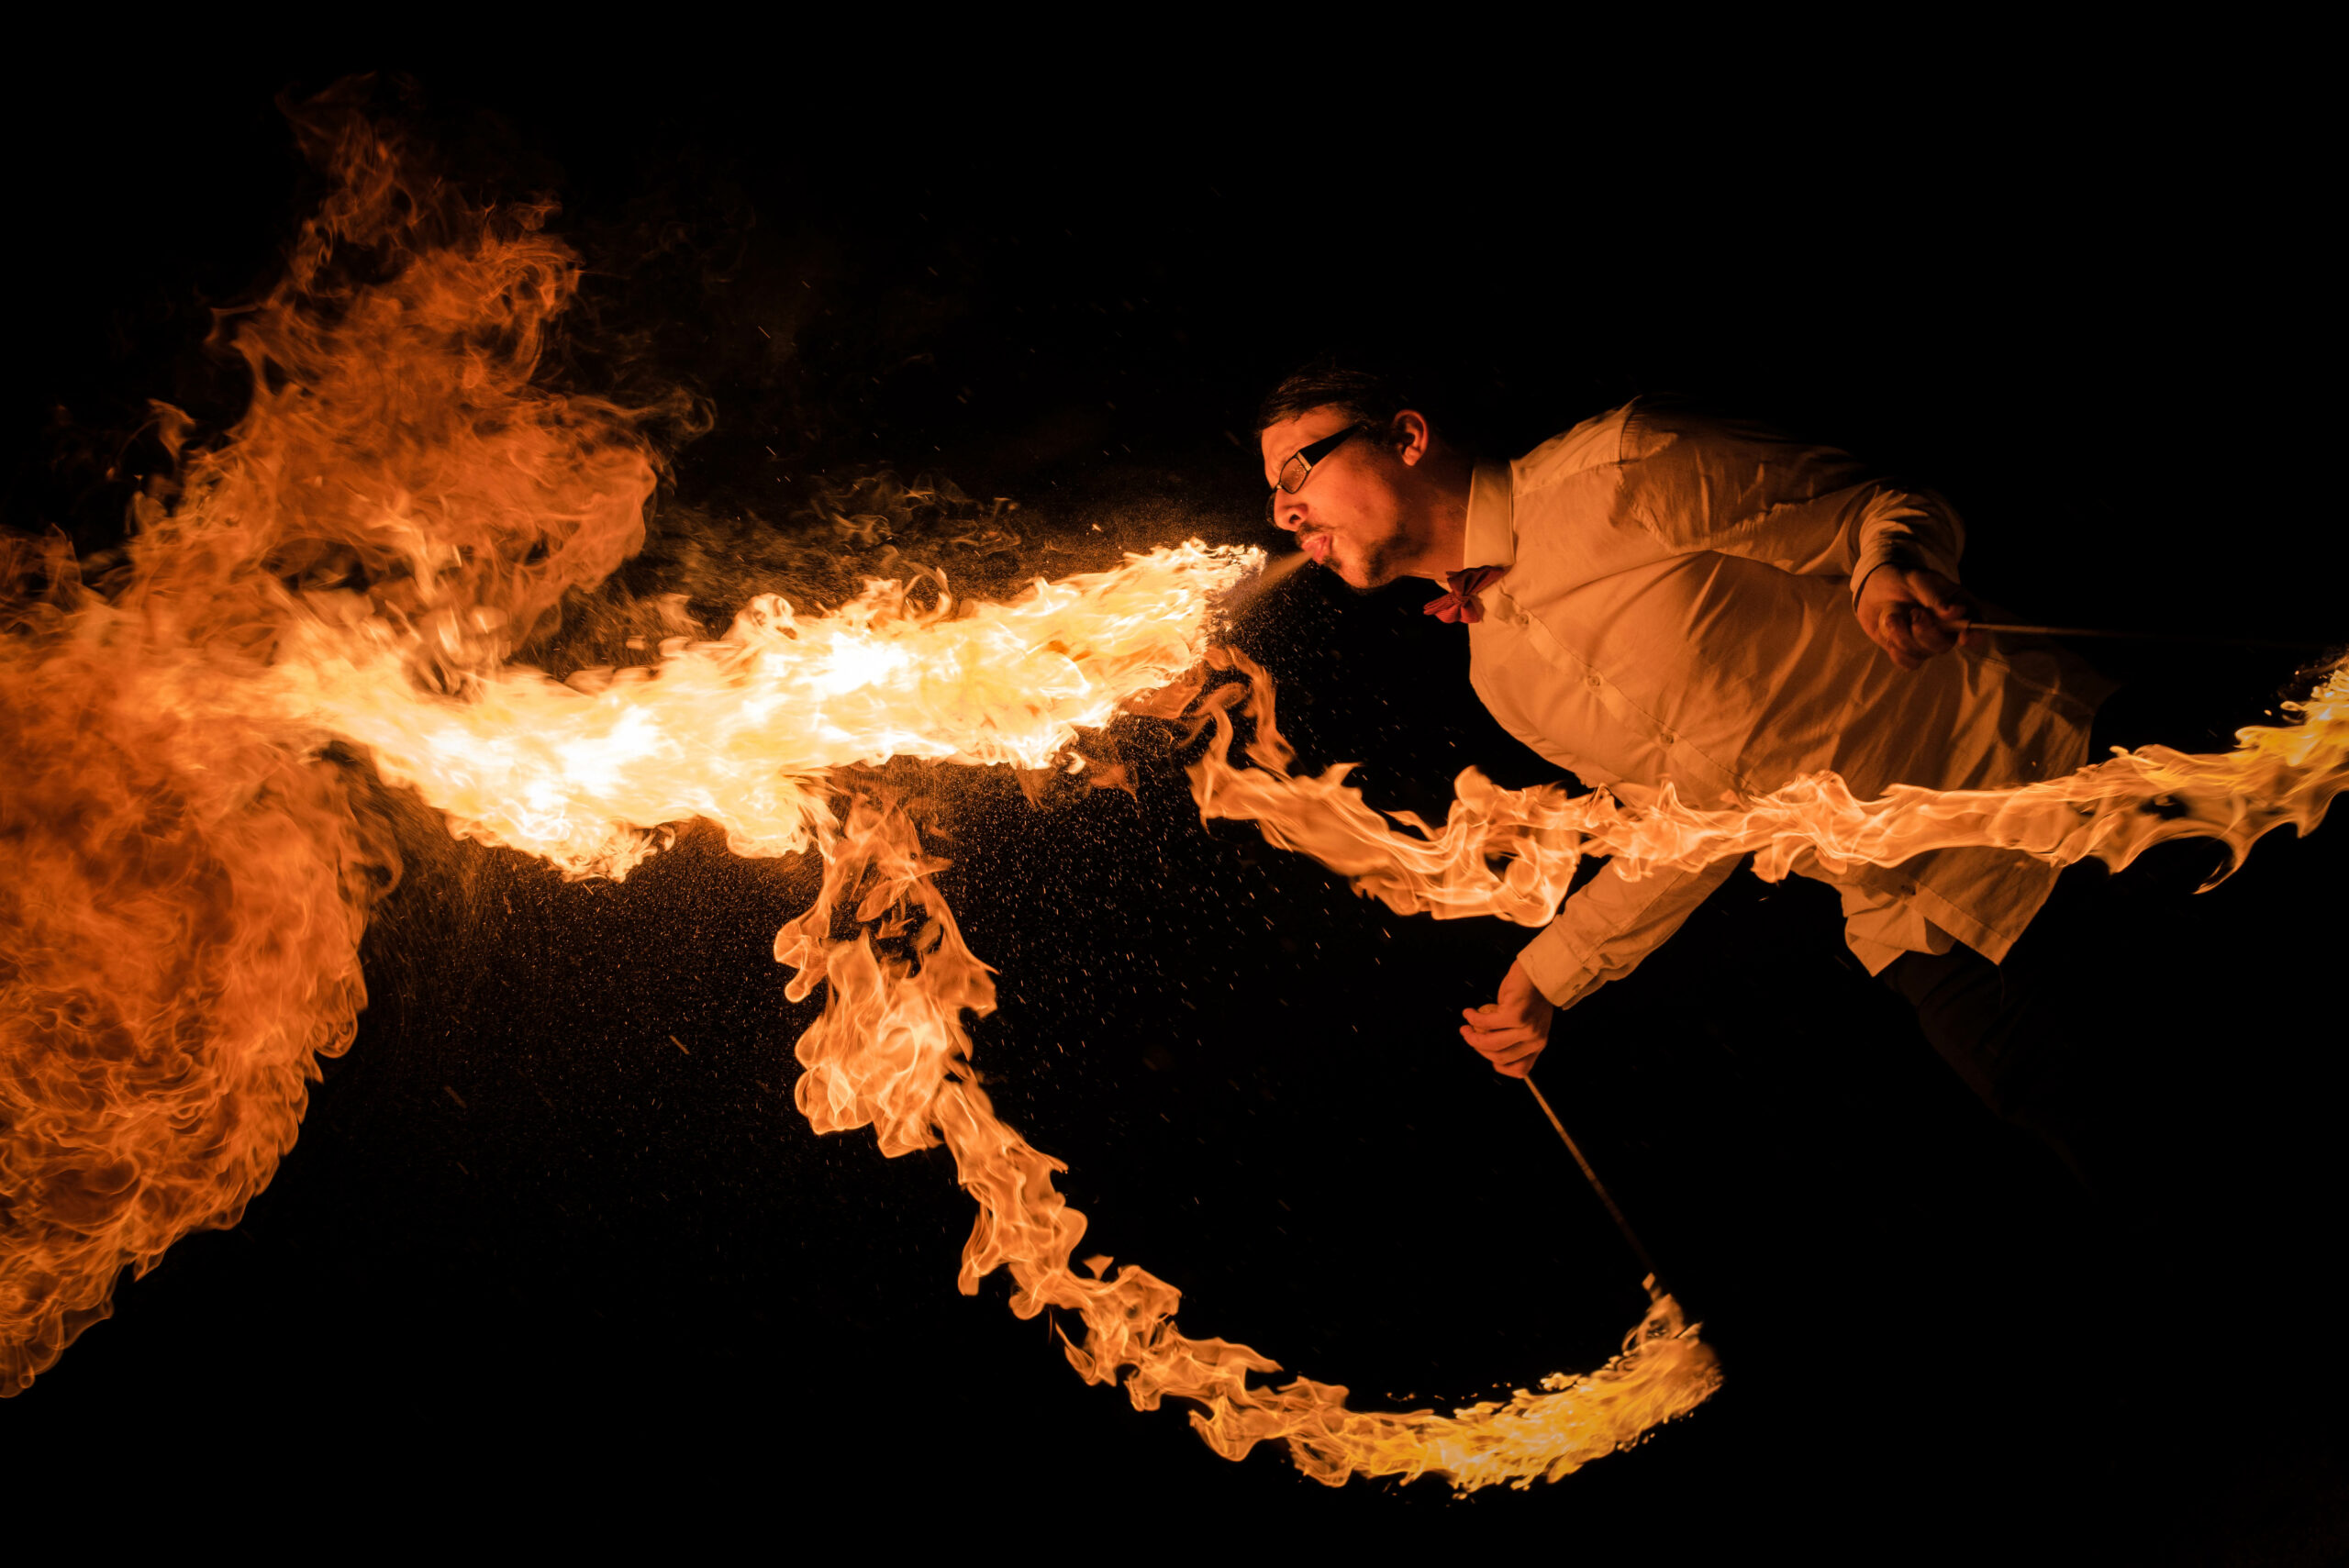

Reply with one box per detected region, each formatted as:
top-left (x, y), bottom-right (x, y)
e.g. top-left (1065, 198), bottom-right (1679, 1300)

top-left (1252, 359), bottom-right (1419, 436)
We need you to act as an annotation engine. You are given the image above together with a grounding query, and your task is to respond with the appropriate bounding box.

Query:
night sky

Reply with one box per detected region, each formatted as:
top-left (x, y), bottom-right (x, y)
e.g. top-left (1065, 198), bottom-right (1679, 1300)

top-left (6, 57), bottom-right (2341, 1551)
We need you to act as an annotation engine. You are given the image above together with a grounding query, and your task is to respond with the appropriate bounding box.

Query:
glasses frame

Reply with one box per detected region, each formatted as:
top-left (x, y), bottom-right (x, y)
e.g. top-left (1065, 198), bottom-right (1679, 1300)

top-left (1265, 422), bottom-right (1374, 524)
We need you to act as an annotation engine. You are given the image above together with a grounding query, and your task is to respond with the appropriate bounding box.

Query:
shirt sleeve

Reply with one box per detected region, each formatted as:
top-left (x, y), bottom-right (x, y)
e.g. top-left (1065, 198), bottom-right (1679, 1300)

top-left (1516, 855), bottom-right (1741, 1009)
top-left (1842, 484), bottom-right (1966, 604)
top-left (1615, 406), bottom-right (1965, 603)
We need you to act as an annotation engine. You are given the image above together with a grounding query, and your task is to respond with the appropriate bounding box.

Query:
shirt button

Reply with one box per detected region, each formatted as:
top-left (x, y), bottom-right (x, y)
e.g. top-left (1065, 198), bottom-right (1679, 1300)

top-left (1584, 673), bottom-right (1604, 689)
top-left (1658, 730), bottom-right (1677, 746)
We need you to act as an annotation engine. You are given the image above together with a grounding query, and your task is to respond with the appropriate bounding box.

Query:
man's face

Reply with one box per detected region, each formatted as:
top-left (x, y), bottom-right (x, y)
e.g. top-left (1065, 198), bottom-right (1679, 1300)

top-left (1259, 406), bottom-right (1415, 589)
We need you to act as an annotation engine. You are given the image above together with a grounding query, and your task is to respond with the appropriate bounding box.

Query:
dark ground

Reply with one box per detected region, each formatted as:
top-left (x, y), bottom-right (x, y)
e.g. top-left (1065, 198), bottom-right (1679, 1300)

top-left (4, 54), bottom-right (2340, 1558)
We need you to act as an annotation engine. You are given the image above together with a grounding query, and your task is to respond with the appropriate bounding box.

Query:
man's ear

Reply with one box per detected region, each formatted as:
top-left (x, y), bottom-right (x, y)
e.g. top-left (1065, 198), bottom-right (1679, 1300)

top-left (1391, 410), bottom-right (1433, 466)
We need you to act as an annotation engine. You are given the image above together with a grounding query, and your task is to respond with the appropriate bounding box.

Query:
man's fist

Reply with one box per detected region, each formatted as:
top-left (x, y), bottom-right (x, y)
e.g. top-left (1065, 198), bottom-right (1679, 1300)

top-left (1460, 958), bottom-right (1555, 1078)
top-left (1856, 564), bottom-right (1982, 671)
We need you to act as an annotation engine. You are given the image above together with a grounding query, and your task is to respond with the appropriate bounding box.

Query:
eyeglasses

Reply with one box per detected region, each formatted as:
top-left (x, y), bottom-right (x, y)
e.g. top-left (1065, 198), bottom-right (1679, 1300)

top-left (1265, 422), bottom-right (1372, 524)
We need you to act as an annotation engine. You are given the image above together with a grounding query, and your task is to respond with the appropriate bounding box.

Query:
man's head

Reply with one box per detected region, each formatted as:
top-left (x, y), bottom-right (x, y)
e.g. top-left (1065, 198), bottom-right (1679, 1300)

top-left (1255, 362), bottom-right (1472, 589)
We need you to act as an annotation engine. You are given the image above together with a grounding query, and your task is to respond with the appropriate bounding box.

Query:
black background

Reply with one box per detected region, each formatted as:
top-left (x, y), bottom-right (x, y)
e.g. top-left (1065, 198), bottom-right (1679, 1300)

top-left (5, 51), bottom-right (2341, 1555)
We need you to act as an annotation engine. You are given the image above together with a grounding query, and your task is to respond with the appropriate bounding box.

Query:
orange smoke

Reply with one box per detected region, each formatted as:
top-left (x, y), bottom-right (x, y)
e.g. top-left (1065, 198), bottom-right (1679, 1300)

top-left (0, 94), bottom-right (655, 1393)
top-left (0, 550), bottom-right (394, 1391)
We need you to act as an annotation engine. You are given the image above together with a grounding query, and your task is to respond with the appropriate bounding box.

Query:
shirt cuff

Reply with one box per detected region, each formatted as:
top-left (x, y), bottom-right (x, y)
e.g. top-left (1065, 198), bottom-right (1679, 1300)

top-left (1518, 919), bottom-right (1603, 1009)
top-left (1850, 541), bottom-right (1962, 604)
top-left (1851, 554), bottom-right (1898, 604)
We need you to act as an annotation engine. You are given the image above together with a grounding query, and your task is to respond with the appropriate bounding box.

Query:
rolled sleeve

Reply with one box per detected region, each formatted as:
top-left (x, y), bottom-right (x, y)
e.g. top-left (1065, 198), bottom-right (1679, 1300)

top-left (1848, 485), bottom-right (1966, 602)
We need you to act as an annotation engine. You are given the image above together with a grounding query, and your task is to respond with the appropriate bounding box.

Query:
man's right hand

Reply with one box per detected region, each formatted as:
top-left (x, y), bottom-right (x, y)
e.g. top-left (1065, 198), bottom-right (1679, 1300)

top-left (1856, 564), bottom-right (1981, 670)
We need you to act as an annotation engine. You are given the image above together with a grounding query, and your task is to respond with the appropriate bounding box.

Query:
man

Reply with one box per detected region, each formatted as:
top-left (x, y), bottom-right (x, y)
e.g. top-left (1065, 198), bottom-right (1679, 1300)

top-left (1255, 363), bottom-right (2116, 1168)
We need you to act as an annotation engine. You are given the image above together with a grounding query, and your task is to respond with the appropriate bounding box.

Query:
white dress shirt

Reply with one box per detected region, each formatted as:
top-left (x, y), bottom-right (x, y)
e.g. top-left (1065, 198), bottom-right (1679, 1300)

top-left (1464, 400), bottom-right (2112, 1007)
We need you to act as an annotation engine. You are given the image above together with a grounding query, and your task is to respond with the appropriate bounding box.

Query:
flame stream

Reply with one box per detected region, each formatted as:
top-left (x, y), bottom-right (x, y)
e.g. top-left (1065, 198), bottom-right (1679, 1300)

top-left (1187, 659), bottom-right (2349, 926)
top-left (782, 795), bottom-right (1720, 1492)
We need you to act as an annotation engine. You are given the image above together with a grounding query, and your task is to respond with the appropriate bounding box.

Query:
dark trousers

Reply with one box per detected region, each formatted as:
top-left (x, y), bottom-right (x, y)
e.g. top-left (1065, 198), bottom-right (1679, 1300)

top-left (1877, 873), bottom-right (2179, 1203)
top-left (1876, 655), bottom-right (2295, 1207)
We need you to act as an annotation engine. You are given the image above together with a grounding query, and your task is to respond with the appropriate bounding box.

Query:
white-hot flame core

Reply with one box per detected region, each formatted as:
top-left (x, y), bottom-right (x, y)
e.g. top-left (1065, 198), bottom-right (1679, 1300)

top-left (266, 541), bottom-right (1259, 877)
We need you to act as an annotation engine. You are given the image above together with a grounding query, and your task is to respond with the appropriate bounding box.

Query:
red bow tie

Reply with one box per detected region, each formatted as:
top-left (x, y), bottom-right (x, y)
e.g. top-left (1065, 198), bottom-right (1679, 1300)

top-left (1423, 565), bottom-right (1508, 625)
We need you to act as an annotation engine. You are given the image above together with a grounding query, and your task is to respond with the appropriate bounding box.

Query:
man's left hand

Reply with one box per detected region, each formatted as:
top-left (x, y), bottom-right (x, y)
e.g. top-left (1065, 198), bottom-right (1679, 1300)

top-left (1461, 958), bottom-right (1555, 1078)
top-left (1857, 565), bottom-right (1982, 670)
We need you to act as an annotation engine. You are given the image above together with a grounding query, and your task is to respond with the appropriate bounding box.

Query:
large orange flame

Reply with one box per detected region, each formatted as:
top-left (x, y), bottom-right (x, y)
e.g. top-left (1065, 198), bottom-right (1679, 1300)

top-left (11, 97), bottom-right (2343, 1497)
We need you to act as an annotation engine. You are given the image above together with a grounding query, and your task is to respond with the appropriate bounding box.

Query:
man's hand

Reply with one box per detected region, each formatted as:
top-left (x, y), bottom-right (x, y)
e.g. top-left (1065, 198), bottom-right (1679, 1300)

top-left (1856, 564), bottom-right (1982, 671)
top-left (1460, 958), bottom-right (1555, 1078)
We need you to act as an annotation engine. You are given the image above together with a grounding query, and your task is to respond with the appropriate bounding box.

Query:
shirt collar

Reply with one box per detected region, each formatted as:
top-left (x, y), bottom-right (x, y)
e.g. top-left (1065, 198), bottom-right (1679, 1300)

top-left (1464, 462), bottom-right (1517, 572)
